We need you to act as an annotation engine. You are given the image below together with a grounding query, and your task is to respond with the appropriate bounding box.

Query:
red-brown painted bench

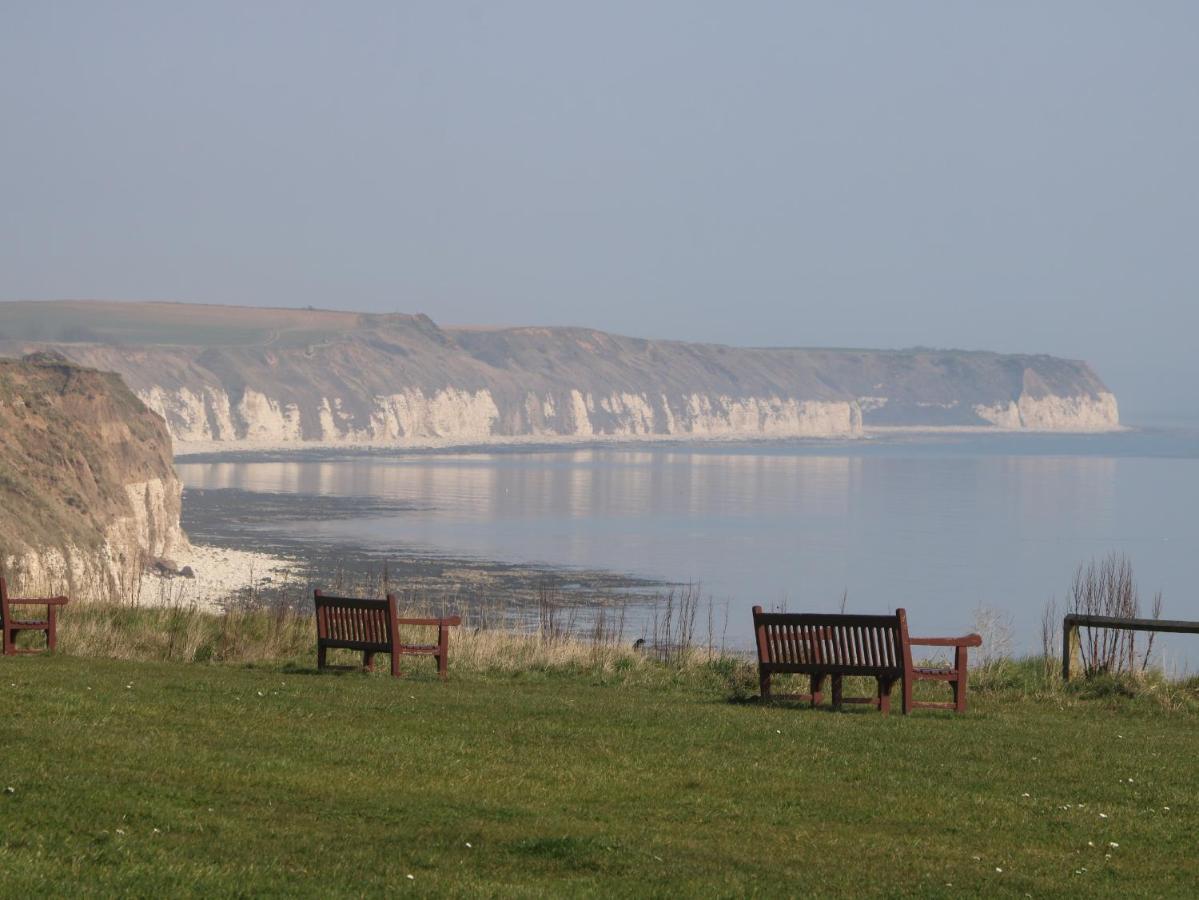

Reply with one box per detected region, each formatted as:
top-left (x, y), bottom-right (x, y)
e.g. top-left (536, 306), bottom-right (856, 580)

top-left (1, 577), bottom-right (69, 656)
top-left (314, 590), bottom-right (461, 679)
top-left (751, 606), bottom-right (982, 715)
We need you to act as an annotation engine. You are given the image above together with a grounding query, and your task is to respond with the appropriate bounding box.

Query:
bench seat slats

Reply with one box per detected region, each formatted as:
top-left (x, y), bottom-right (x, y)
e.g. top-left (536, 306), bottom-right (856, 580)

top-left (761, 662), bottom-right (903, 678)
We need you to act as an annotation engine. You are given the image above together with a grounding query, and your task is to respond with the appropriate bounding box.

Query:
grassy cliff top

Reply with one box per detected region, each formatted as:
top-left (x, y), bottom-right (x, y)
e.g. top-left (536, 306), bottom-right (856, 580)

top-left (2, 651), bottom-right (1196, 896)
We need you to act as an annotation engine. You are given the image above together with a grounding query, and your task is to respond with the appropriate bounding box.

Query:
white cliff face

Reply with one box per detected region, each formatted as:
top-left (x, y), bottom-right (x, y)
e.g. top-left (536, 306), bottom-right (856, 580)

top-left (3, 476), bottom-right (188, 602)
top-left (679, 394), bottom-right (860, 437)
top-left (138, 381), bottom-right (1119, 451)
top-left (239, 389), bottom-right (304, 443)
top-left (569, 390), bottom-right (594, 437)
top-left (368, 389), bottom-right (501, 441)
top-left (121, 479), bottom-right (188, 560)
top-left (140, 385), bottom-right (237, 442)
top-left (144, 383), bottom-right (866, 449)
top-left (973, 392), bottom-right (1120, 432)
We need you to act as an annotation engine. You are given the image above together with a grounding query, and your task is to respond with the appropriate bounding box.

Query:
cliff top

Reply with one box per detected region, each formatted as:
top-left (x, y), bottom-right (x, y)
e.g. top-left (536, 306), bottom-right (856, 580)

top-left (0, 300), bottom-right (1085, 363)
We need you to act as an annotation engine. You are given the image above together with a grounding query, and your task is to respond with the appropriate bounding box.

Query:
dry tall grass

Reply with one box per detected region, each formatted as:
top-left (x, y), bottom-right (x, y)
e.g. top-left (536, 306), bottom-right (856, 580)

top-left (14, 562), bottom-right (670, 674)
top-left (1065, 552), bottom-right (1164, 677)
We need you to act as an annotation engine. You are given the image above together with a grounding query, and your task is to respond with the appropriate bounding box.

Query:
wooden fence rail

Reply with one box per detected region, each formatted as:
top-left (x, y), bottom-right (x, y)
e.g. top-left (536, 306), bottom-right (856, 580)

top-left (1061, 614), bottom-right (1199, 681)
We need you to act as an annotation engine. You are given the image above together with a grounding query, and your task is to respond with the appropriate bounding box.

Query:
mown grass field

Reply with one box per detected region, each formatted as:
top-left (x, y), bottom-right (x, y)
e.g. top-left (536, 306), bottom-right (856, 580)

top-left (2, 655), bottom-right (1197, 897)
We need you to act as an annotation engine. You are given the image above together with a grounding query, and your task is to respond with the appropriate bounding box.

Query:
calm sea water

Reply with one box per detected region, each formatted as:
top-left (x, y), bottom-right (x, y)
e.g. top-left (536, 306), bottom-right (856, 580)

top-left (177, 428), bottom-right (1199, 666)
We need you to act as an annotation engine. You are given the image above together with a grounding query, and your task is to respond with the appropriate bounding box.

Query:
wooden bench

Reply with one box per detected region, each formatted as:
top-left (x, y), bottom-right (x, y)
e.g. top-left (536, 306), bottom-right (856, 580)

top-left (752, 606), bottom-right (982, 715)
top-left (1, 577), bottom-right (69, 656)
top-left (314, 590), bottom-right (461, 679)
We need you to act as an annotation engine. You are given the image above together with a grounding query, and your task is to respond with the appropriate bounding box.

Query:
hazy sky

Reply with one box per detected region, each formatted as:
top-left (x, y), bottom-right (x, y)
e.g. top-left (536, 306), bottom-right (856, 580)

top-left (3, 2), bottom-right (1196, 420)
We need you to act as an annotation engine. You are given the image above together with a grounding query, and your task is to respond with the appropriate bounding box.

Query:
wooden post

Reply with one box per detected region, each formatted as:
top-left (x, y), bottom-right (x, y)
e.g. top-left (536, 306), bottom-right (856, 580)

top-left (1061, 619), bottom-right (1081, 681)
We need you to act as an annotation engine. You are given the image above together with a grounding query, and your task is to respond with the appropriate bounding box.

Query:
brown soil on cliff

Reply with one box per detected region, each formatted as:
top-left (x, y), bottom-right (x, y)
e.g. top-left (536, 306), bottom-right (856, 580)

top-left (0, 353), bottom-right (177, 564)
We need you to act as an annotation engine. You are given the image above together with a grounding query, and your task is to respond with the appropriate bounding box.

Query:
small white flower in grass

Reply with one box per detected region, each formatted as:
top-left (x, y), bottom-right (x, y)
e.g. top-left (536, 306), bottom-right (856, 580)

top-left (406, 874), bottom-right (414, 881)
top-left (1087, 841), bottom-right (1094, 847)
top-left (1099, 813), bottom-right (1108, 819)
top-left (971, 855), bottom-right (981, 861)
top-left (465, 842), bottom-right (472, 848)
top-left (776, 730), bottom-right (782, 734)
top-left (1021, 793), bottom-right (1030, 798)
top-left (256, 691), bottom-right (264, 697)
top-left (153, 828), bottom-right (161, 834)
top-left (1109, 842), bottom-right (1119, 848)
top-left (1163, 806), bottom-right (1170, 811)
top-left (3, 787), bottom-right (14, 795)
top-left (995, 867), bottom-right (1003, 873)
top-left (116, 829), bottom-right (125, 836)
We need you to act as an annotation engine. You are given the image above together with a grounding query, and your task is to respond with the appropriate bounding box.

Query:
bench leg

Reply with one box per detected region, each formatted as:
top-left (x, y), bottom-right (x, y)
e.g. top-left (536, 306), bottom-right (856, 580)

top-left (759, 670), bottom-right (772, 701)
top-left (877, 678), bottom-right (894, 716)
top-left (317, 645), bottom-right (327, 670)
top-left (809, 674), bottom-right (825, 708)
top-left (831, 675), bottom-right (843, 710)
top-left (953, 646), bottom-right (968, 713)
top-left (363, 651), bottom-right (375, 672)
top-left (437, 627), bottom-right (449, 681)
top-left (391, 652), bottom-right (402, 678)
top-left (901, 674), bottom-right (913, 715)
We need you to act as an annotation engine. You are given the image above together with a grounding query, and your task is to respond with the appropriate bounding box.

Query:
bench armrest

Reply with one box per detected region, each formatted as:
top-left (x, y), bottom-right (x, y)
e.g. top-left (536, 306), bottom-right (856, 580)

top-left (7, 596), bottom-right (70, 607)
top-left (908, 633), bottom-right (981, 648)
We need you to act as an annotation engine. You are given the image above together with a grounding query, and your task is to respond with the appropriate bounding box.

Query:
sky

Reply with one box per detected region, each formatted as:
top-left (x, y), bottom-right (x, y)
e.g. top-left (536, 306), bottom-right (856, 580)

top-left (2, 2), bottom-right (1197, 422)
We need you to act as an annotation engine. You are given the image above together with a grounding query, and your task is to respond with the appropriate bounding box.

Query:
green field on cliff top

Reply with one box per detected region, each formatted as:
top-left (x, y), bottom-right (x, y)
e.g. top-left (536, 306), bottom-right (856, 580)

top-left (2, 656), bottom-right (1197, 898)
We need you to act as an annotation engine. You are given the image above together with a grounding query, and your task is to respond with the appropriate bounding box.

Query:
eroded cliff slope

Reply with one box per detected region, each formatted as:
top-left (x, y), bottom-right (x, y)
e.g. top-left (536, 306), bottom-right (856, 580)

top-left (0, 353), bottom-right (186, 599)
top-left (0, 301), bottom-right (1119, 450)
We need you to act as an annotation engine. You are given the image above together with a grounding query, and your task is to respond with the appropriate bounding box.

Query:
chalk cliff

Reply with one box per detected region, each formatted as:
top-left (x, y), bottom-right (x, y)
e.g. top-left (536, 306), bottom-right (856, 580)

top-left (0, 301), bottom-right (1119, 451)
top-left (0, 353), bottom-right (186, 600)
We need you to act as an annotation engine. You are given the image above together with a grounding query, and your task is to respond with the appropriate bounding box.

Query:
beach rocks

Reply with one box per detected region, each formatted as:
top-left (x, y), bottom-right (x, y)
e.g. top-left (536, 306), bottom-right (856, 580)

top-left (150, 557), bottom-right (181, 576)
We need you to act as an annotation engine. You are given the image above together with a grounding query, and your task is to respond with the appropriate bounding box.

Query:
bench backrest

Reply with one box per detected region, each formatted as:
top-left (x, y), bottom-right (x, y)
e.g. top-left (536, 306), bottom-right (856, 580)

top-left (313, 591), bottom-right (398, 649)
top-left (752, 606), bottom-right (909, 676)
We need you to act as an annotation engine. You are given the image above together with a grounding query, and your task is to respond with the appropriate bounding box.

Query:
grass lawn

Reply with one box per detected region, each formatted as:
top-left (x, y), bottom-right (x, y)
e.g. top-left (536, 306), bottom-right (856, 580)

top-left (2, 656), bottom-right (1197, 897)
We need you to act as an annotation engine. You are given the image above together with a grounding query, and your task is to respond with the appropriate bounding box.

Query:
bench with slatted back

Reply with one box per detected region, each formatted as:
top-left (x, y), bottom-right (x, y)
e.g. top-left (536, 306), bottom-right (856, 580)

top-left (313, 590), bottom-right (461, 679)
top-left (751, 606), bottom-right (982, 715)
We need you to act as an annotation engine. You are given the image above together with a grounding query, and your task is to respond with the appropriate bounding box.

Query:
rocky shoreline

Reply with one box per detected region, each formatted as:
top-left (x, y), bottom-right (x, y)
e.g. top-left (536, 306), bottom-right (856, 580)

top-left (172, 486), bottom-right (664, 615)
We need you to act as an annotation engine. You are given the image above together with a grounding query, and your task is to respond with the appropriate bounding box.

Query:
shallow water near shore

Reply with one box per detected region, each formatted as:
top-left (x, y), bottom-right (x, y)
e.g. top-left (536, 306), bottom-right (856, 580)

top-left (176, 428), bottom-right (1199, 667)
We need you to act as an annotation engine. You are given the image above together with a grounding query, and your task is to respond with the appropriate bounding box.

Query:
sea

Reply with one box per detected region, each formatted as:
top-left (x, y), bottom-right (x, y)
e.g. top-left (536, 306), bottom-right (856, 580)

top-left (176, 425), bottom-right (1199, 670)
